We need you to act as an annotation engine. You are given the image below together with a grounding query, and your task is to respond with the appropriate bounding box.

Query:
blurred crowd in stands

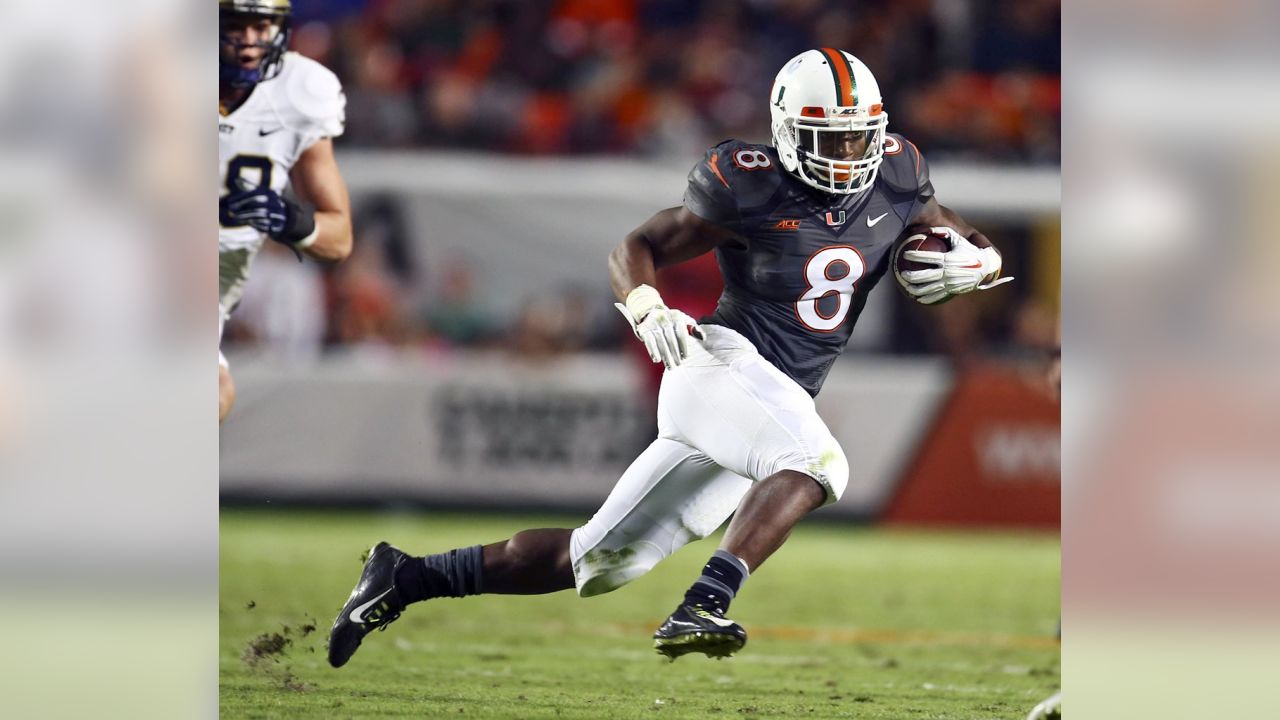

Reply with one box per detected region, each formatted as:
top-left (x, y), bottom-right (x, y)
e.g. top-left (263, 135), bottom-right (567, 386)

top-left (224, 0), bottom-right (1060, 369)
top-left (291, 0), bottom-right (1059, 163)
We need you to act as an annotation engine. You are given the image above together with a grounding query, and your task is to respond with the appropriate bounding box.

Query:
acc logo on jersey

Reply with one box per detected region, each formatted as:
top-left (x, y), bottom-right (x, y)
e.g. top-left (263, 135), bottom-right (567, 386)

top-left (884, 135), bottom-right (902, 155)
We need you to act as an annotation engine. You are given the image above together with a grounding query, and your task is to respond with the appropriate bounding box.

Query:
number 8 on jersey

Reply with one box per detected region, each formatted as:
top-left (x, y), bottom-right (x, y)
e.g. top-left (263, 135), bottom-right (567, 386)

top-left (795, 246), bottom-right (865, 332)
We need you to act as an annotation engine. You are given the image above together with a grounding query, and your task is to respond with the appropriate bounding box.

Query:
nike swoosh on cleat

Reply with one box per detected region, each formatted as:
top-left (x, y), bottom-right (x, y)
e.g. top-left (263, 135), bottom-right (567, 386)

top-left (701, 614), bottom-right (737, 628)
top-left (962, 262), bottom-right (983, 268)
top-left (349, 588), bottom-right (393, 624)
top-left (866, 212), bottom-right (889, 227)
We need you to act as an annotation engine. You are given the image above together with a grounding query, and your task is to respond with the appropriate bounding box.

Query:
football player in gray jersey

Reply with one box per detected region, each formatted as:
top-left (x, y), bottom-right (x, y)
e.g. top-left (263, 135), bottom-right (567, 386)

top-left (328, 49), bottom-right (1012, 667)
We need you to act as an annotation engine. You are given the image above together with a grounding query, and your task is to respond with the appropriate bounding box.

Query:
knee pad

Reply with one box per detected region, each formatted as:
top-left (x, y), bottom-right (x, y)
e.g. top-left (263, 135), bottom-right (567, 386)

top-left (769, 440), bottom-right (849, 505)
top-left (569, 526), bottom-right (668, 598)
top-left (821, 443), bottom-right (850, 504)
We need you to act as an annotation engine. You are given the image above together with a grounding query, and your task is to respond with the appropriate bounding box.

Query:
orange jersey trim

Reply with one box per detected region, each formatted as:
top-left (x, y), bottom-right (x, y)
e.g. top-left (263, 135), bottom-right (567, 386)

top-left (709, 153), bottom-right (730, 188)
top-left (905, 139), bottom-right (922, 177)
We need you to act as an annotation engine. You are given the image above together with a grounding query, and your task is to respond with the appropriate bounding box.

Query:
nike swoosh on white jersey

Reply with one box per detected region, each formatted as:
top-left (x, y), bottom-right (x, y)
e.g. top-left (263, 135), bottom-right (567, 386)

top-left (867, 212), bottom-right (889, 227)
top-left (349, 588), bottom-right (393, 624)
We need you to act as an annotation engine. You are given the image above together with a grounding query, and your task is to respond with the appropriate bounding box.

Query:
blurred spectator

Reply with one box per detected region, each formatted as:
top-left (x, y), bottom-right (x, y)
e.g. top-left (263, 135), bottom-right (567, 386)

top-left (328, 235), bottom-right (406, 348)
top-left (354, 194), bottom-right (418, 287)
top-left (506, 290), bottom-right (581, 361)
top-left (503, 283), bottom-right (622, 362)
top-left (1010, 299), bottom-right (1060, 359)
top-left (226, 242), bottom-right (327, 362)
top-left (419, 253), bottom-right (496, 347)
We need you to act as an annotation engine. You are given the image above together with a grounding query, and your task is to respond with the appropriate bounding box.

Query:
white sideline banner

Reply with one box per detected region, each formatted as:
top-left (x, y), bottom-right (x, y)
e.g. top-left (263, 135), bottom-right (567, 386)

top-left (219, 353), bottom-right (951, 519)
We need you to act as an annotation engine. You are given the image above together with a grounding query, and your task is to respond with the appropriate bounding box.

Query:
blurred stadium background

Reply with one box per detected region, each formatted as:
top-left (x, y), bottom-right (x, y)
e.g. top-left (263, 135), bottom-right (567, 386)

top-left (220, 0), bottom-right (1060, 529)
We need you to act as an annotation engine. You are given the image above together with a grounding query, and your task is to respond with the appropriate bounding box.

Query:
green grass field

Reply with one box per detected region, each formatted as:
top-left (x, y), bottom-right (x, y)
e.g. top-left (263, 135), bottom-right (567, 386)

top-left (221, 510), bottom-right (1059, 719)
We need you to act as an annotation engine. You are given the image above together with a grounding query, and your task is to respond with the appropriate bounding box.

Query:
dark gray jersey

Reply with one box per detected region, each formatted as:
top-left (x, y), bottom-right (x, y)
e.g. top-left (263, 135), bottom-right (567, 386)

top-left (684, 135), bottom-right (934, 396)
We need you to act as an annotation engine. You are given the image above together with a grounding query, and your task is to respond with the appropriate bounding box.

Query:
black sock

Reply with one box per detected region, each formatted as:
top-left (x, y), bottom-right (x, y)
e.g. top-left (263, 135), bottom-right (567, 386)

top-left (394, 545), bottom-right (485, 604)
top-left (682, 550), bottom-right (750, 614)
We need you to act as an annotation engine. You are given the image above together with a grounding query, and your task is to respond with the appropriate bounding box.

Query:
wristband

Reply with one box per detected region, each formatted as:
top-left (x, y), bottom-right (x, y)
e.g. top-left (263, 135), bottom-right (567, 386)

top-left (279, 199), bottom-right (317, 246)
top-left (624, 284), bottom-right (665, 323)
top-left (293, 225), bottom-right (320, 249)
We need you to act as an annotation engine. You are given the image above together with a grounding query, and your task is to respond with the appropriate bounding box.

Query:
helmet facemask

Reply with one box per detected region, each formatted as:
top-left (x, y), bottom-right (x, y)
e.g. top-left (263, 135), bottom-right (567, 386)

top-left (219, 7), bottom-right (291, 89)
top-left (773, 109), bottom-right (888, 195)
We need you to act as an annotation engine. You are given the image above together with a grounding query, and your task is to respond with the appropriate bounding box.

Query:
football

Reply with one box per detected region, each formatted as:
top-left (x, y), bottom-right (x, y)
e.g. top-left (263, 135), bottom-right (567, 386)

top-left (893, 226), bottom-right (956, 303)
top-left (893, 225), bottom-right (949, 274)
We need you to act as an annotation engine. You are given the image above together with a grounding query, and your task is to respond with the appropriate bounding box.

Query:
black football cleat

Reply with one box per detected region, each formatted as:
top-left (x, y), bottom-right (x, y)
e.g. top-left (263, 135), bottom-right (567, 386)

top-left (652, 603), bottom-right (747, 661)
top-left (328, 541), bottom-right (410, 668)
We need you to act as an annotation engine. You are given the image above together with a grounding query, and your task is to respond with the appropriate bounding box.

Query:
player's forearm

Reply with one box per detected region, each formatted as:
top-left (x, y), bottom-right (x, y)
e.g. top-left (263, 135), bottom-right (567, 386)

top-left (300, 210), bottom-right (353, 263)
top-left (966, 230), bottom-right (993, 251)
top-left (917, 199), bottom-right (993, 251)
top-left (288, 139), bottom-right (351, 262)
top-left (610, 207), bottom-right (729, 301)
top-left (609, 233), bottom-right (659, 302)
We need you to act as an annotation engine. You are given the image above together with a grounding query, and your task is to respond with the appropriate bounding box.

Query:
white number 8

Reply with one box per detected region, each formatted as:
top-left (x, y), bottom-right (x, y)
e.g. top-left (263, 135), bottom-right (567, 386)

top-left (733, 149), bottom-right (772, 170)
top-left (795, 246), bottom-right (866, 332)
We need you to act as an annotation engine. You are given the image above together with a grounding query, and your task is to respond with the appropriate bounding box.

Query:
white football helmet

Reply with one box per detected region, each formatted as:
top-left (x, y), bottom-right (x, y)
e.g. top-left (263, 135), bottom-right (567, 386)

top-left (769, 48), bottom-right (888, 195)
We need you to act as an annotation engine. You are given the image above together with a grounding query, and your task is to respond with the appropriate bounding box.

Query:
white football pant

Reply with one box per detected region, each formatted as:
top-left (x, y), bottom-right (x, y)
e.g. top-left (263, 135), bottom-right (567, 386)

top-left (570, 324), bottom-right (849, 597)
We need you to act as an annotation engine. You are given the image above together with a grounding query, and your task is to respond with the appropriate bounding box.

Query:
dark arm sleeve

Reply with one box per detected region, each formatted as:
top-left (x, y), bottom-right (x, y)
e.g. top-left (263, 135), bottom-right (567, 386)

top-left (909, 140), bottom-right (935, 203)
top-left (682, 146), bottom-right (742, 231)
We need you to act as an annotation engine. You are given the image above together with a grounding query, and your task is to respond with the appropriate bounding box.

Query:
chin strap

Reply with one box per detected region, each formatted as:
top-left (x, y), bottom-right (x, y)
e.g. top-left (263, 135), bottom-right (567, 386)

top-left (219, 63), bottom-right (262, 89)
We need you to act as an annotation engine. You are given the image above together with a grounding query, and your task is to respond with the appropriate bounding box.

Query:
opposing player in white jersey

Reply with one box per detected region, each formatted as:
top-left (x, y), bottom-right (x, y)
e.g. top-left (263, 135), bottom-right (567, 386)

top-left (218, 0), bottom-right (352, 422)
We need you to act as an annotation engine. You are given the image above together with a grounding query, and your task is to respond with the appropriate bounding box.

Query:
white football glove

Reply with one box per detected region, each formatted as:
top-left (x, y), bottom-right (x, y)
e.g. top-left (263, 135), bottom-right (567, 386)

top-left (898, 226), bottom-right (1015, 305)
top-left (614, 285), bottom-right (697, 369)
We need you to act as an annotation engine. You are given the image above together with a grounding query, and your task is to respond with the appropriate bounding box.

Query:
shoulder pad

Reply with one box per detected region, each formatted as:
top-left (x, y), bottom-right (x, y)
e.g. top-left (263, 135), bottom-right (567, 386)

top-left (277, 52), bottom-right (346, 138)
top-left (709, 139), bottom-right (787, 210)
top-left (877, 133), bottom-right (928, 194)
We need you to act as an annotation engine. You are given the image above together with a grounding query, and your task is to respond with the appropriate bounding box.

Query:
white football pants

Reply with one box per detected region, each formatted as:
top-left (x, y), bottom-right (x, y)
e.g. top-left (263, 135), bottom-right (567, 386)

top-left (570, 324), bottom-right (849, 597)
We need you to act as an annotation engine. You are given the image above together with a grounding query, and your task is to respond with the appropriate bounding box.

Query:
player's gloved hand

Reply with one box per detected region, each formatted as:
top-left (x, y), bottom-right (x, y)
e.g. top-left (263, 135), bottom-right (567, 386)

top-left (899, 226), bottom-right (1014, 305)
top-left (220, 179), bottom-right (318, 249)
top-left (614, 284), bottom-right (696, 370)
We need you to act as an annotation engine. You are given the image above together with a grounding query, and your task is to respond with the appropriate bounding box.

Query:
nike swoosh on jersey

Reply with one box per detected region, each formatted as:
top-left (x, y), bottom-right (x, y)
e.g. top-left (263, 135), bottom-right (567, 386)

top-left (866, 212), bottom-right (889, 227)
top-left (349, 588), bottom-right (393, 624)
top-left (258, 127), bottom-right (284, 136)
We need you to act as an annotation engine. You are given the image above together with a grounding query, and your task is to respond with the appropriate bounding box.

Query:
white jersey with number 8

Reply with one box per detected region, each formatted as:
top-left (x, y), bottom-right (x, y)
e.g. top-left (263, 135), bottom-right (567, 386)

top-left (218, 51), bottom-right (345, 335)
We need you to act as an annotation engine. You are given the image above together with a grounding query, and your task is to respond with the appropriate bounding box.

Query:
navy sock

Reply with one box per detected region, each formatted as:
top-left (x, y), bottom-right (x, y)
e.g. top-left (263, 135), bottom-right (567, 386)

top-left (683, 550), bottom-right (750, 614)
top-left (395, 545), bottom-right (485, 604)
